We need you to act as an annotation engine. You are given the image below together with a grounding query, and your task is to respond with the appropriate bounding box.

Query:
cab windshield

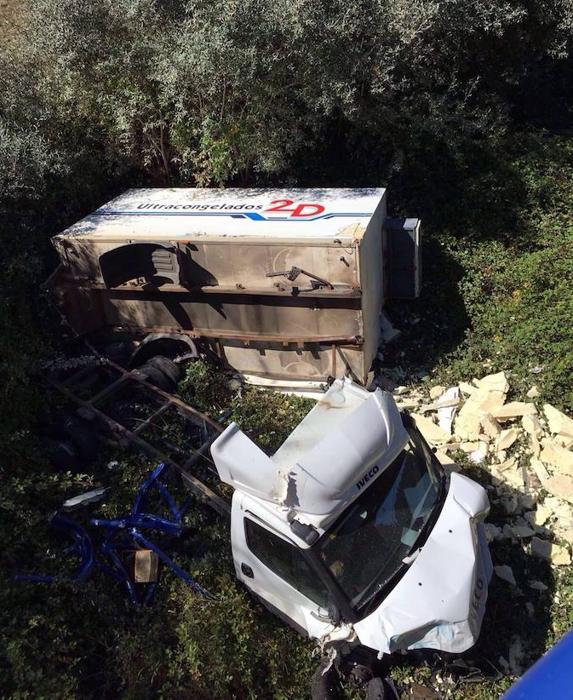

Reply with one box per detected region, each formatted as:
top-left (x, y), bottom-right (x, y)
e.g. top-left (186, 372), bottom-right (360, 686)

top-left (317, 424), bottom-right (444, 610)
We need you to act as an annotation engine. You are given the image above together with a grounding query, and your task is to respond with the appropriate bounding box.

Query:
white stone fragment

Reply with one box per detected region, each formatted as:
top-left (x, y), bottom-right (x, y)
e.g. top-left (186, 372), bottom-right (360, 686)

top-left (539, 439), bottom-right (573, 477)
top-left (455, 373), bottom-right (509, 440)
top-left (530, 537), bottom-right (552, 559)
top-left (481, 413), bottom-right (502, 438)
top-left (461, 442), bottom-right (479, 453)
top-left (530, 458), bottom-right (550, 484)
top-left (551, 544), bottom-right (571, 566)
top-left (493, 402), bottom-right (538, 420)
top-left (477, 371), bottom-right (510, 392)
top-left (522, 414), bottom-right (543, 438)
top-left (528, 580), bottom-right (548, 591)
top-left (544, 403), bottom-right (573, 439)
top-left (494, 564), bottom-right (517, 586)
top-left (496, 428), bottom-right (519, 452)
top-left (411, 413), bottom-right (452, 446)
top-left (429, 385), bottom-right (445, 400)
top-left (534, 501), bottom-right (554, 526)
top-left (459, 381), bottom-right (476, 396)
top-left (526, 386), bottom-right (541, 398)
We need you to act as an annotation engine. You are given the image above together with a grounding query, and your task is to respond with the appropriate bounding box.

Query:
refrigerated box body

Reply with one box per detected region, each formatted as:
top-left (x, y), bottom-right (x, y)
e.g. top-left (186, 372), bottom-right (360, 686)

top-left (50, 188), bottom-right (420, 385)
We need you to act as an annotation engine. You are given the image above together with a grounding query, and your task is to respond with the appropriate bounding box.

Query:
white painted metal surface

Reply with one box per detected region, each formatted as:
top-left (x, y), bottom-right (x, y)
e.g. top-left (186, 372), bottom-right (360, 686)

top-left (213, 378), bottom-right (492, 656)
top-left (56, 187), bottom-right (386, 243)
top-left (211, 378), bottom-right (409, 531)
top-left (353, 472), bottom-right (492, 655)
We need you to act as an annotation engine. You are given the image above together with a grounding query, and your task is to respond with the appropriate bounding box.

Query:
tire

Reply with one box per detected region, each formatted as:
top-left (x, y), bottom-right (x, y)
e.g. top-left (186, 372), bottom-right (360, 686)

top-left (145, 356), bottom-right (181, 384)
top-left (138, 356), bottom-right (180, 392)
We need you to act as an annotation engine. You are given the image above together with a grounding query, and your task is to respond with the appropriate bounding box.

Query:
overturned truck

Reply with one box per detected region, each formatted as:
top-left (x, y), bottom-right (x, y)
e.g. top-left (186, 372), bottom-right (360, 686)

top-left (49, 188), bottom-right (420, 388)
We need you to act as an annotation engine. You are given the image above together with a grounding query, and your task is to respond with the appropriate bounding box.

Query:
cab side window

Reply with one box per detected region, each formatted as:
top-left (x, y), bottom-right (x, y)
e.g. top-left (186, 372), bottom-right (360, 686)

top-left (245, 518), bottom-right (328, 607)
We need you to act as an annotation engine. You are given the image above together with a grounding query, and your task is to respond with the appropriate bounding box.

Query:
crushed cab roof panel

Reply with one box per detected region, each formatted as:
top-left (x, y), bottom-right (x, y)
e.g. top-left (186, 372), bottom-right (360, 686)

top-left (211, 379), bottom-right (408, 530)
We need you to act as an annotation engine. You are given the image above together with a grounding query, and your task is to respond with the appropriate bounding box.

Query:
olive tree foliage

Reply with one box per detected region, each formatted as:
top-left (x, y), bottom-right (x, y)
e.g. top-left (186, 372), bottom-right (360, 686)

top-left (2, 0), bottom-right (572, 196)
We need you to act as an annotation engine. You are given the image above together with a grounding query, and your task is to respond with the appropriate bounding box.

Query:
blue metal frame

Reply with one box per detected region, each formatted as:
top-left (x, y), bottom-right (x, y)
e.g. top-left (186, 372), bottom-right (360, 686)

top-left (16, 463), bottom-right (211, 604)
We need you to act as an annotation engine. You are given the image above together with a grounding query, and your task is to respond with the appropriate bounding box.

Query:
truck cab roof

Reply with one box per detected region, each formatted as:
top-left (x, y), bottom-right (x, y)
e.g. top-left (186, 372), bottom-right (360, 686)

top-left (211, 379), bottom-right (408, 544)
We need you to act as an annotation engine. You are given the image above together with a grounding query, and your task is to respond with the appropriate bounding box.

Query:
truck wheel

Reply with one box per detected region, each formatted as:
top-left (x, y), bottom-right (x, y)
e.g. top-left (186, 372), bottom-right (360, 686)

top-left (311, 658), bottom-right (342, 700)
top-left (137, 356), bottom-right (180, 392)
top-left (145, 356), bottom-right (181, 385)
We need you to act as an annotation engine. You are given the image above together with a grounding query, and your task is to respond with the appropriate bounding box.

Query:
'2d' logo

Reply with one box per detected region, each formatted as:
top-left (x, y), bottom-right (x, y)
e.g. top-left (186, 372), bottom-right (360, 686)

top-left (264, 199), bottom-right (325, 218)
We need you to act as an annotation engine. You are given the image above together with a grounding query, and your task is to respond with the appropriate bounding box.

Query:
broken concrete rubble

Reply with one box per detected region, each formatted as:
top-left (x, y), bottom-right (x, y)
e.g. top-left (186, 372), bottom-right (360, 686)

top-left (393, 370), bottom-right (573, 583)
top-left (411, 413), bottom-right (451, 445)
top-left (494, 564), bottom-right (517, 586)
top-left (429, 385), bottom-right (445, 400)
top-left (496, 428), bottom-right (519, 452)
top-left (544, 403), bottom-right (573, 439)
top-left (455, 375), bottom-right (508, 440)
top-left (529, 457), bottom-right (550, 485)
top-left (492, 402), bottom-right (537, 420)
top-left (481, 413), bottom-right (502, 438)
top-left (544, 475), bottom-right (573, 504)
top-left (539, 439), bottom-right (573, 477)
top-left (522, 414), bottom-right (543, 438)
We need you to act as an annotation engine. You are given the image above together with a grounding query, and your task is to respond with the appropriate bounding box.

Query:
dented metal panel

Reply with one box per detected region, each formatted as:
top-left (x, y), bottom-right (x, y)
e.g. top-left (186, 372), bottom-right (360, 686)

top-left (50, 188), bottom-right (389, 384)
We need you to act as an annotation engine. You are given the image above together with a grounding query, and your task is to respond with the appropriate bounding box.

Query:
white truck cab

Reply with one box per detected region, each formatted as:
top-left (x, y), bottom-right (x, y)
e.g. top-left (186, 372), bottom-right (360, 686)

top-left (211, 379), bottom-right (492, 657)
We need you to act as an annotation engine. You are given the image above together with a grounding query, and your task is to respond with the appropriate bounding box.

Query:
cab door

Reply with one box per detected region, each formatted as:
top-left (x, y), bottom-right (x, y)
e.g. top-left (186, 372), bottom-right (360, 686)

top-left (230, 491), bottom-right (334, 639)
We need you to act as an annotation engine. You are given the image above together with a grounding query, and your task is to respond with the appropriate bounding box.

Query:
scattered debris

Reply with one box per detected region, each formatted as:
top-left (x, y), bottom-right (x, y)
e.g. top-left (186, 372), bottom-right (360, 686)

top-left (17, 463), bottom-right (212, 604)
top-left (496, 428), bottom-right (519, 452)
top-left (528, 580), bottom-right (548, 591)
top-left (544, 403), bottom-right (573, 439)
top-left (63, 486), bottom-right (109, 510)
top-left (522, 414), bottom-right (543, 438)
top-left (530, 458), bottom-right (550, 485)
top-left (530, 536), bottom-right (552, 560)
top-left (492, 402), bottom-right (537, 421)
top-left (539, 439), bottom-right (573, 476)
top-left (494, 564), bottom-right (517, 586)
top-left (544, 475), bottom-right (573, 504)
top-left (390, 368), bottom-right (573, 584)
top-left (456, 372), bottom-right (508, 440)
top-left (481, 413), bottom-right (502, 438)
top-left (429, 385), bottom-right (445, 400)
top-left (411, 413), bottom-right (451, 445)
top-left (550, 544), bottom-right (571, 566)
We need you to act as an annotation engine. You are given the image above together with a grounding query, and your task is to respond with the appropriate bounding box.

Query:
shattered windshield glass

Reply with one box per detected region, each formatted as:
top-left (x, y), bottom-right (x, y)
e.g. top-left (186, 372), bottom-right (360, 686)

top-left (318, 425), bottom-right (444, 610)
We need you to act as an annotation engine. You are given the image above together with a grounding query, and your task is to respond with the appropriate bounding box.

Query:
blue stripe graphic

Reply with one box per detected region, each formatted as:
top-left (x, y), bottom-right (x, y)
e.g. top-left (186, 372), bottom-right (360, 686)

top-left (95, 210), bottom-right (372, 222)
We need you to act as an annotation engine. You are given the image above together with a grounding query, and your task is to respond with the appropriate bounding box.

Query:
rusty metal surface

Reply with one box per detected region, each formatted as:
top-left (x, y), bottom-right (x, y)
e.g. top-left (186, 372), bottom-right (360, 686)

top-left (49, 212), bottom-right (383, 384)
top-left (45, 358), bottom-right (230, 518)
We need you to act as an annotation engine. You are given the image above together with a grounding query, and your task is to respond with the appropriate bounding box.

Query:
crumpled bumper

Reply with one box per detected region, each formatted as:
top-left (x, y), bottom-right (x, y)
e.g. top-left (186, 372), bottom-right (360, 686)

top-left (354, 472), bottom-right (493, 656)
